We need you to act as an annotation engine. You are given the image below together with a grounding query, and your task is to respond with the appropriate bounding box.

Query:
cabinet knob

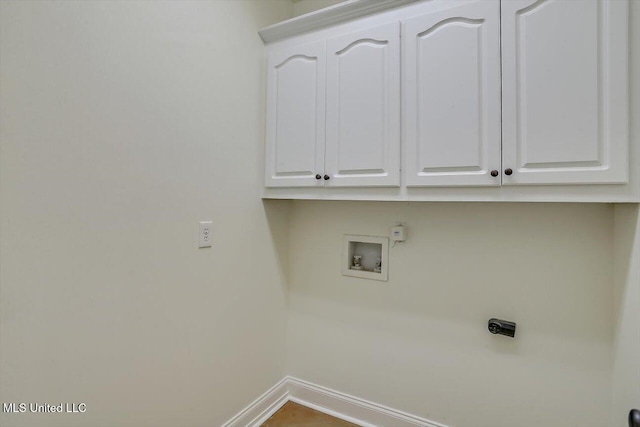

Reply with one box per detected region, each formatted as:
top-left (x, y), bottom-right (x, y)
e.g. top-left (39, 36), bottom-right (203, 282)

top-left (630, 409), bottom-right (640, 427)
top-left (504, 168), bottom-right (513, 176)
top-left (490, 170), bottom-right (499, 177)
top-left (323, 174), bottom-right (330, 180)
top-left (315, 174), bottom-right (322, 180)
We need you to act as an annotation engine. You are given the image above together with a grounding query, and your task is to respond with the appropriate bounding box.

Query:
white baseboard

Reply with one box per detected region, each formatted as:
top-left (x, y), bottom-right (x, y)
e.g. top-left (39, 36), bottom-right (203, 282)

top-left (223, 376), bottom-right (448, 427)
top-left (221, 377), bottom-right (289, 427)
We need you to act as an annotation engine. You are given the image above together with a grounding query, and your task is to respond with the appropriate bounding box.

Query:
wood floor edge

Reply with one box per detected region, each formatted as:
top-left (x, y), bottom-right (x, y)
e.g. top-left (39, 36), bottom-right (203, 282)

top-left (222, 376), bottom-right (448, 427)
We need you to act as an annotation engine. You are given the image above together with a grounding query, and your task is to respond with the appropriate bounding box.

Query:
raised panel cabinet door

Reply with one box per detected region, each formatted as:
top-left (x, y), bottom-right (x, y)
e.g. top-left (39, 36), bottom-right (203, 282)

top-left (325, 22), bottom-right (400, 187)
top-left (403, 1), bottom-right (501, 187)
top-left (501, 0), bottom-right (629, 185)
top-left (265, 41), bottom-right (326, 187)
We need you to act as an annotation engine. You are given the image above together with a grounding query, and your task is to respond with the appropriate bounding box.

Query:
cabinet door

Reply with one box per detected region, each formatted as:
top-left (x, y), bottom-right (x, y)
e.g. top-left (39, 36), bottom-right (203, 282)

top-left (265, 42), bottom-right (326, 188)
top-left (501, 0), bottom-right (629, 185)
top-left (325, 22), bottom-right (400, 187)
top-left (403, 1), bottom-right (501, 187)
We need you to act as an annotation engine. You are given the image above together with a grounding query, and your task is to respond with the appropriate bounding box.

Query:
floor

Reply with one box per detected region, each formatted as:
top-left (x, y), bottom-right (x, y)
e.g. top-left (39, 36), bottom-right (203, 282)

top-left (261, 401), bottom-right (358, 427)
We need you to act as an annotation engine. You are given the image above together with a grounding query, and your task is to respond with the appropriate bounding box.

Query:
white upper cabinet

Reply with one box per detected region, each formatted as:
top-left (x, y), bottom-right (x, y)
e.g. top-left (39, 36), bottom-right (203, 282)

top-left (325, 22), bottom-right (401, 187)
top-left (260, 0), bottom-right (637, 201)
top-left (403, 2), bottom-right (501, 187)
top-left (501, 0), bottom-right (629, 185)
top-left (265, 41), bottom-right (326, 187)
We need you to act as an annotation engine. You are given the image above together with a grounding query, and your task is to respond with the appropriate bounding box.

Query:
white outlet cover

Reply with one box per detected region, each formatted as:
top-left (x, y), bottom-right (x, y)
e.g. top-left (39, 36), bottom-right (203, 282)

top-left (391, 225), bottom-right (405, 241)
top-left (199, 221), bottom-right (212, 248)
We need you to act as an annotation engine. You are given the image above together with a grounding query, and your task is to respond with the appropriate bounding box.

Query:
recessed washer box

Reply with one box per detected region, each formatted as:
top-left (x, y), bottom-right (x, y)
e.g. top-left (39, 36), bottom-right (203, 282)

top-left (342, 235), bottom-right (389, 282)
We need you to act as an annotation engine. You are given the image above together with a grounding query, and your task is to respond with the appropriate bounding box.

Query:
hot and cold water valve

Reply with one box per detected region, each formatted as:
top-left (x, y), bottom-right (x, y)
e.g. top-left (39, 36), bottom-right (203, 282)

top-left (488, 318), bottom-right (516, 338)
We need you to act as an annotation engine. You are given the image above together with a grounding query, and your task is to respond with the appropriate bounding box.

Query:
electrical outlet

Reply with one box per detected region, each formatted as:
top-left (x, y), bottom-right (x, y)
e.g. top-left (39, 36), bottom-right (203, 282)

top-left (199, 221), bottom-right (212, 248)
top-left (391, 225), bottom-right (405, 242)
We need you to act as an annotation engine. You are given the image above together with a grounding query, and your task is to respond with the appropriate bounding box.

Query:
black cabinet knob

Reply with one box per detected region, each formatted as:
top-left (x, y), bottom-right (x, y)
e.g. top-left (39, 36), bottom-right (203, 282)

top-left (490, 170), bottom-right (499, 177)
top-left (630, 409), bottom-right (640, 427)
top-left (323, 174), bottom-right (330, 180)
top-left (504, 168), bottom-right (513, 176)
top-left (315, 174), bottom-right (322, 180)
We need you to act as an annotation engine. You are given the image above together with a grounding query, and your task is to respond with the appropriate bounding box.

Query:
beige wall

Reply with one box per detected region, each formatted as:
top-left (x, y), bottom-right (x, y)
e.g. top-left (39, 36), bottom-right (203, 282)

top-left (287, 201), bottom-right (614, 427)
top-left (0, 1), bottom-right (292, 426)
top-left (2, 1), bottom-right (639, 427)
top-left (612, 205), bottom-right (640, 427)
top-left (292, 0), bottom-right (346, 17)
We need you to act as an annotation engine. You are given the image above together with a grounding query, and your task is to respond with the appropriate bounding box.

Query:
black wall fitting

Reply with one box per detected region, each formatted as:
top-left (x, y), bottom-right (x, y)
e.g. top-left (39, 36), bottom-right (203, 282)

top-left (488, 318), bottom-right (516, 338)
